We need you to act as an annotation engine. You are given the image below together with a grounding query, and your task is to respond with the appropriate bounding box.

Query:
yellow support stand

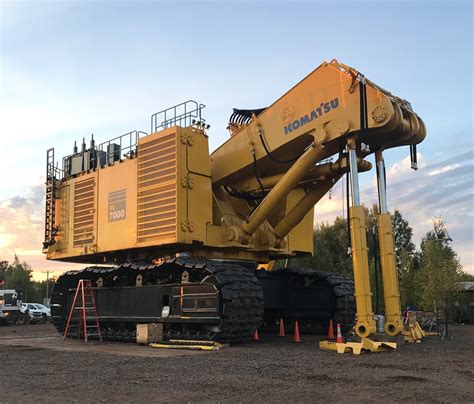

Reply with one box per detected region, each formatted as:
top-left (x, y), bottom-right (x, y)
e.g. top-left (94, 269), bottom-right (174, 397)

top-left (319, 338), bottom-right (397, 355)
top-left (149, 339), bottom-right (227, 351)
top-left (403, 321), bottom-right (426, 343)
top-left (150, 343), bottom-right (218, 351)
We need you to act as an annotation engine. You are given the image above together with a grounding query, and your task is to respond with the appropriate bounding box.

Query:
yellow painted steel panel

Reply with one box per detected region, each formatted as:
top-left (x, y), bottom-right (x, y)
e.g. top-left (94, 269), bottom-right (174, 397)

top-left (179, 127), bottom-right (212, 244)
top-left (73, 177), bottom-right (95, 248)
top-left (96, 159), bottom-right (138, 252)
top-left (186, 130), bottom-right (212, 177)
top-left (286, 189), bottom-right (313, 255)
top-left (137, 128), bottom-right (178, 245)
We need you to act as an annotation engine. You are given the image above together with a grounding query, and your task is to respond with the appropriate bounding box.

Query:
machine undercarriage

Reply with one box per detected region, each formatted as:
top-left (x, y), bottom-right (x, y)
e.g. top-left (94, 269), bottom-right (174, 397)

top-left (51, 260), bottom-right (355, 342)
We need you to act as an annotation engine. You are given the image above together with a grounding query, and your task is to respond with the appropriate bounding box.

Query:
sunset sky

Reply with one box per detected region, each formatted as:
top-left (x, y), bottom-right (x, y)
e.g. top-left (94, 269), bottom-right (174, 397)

top-left (1, 0), bottom-right (472, 280)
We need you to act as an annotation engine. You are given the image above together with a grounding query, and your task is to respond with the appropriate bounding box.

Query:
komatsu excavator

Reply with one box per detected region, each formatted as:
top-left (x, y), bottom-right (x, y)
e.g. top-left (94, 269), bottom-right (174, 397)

top-left (43, 60), bottom-right (425, 342)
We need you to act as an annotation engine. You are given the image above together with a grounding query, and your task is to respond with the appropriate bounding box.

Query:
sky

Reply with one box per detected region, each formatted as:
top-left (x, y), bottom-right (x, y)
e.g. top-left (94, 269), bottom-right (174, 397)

top-left (0, 0), bottom-right (473, 280)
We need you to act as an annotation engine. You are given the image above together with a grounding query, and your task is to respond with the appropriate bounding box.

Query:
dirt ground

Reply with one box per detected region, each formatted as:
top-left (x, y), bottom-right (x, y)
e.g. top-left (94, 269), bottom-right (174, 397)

top-left (0, 324), bottom-right (473, 403)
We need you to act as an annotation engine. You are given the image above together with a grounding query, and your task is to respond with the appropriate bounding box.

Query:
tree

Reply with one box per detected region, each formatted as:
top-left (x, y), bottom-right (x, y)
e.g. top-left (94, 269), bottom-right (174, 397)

top-left (389, 209), bottom-right (418, 307)
top-left (417, 218), bottom-right (462, 311)
top-left (5, 255), bottom-right (32, 291)
top-left (392, 209), bottom-right (416, 267)
top-left (420, 216), bottom-right (452, 251)
top-left (3, 255), bottom-right (42, 301)
top-left (0, 256), bottom-right (58, 302)
top-left (0, 260), bottom-right (8, 284)
top-left (398, 249), bottom-right (421, 308)
top-left (289, 216), bottom-right (353, 276)
top-left (458, 272), bottom-right (474, 281)
top-left (289, 204), bottom-right (394, 279)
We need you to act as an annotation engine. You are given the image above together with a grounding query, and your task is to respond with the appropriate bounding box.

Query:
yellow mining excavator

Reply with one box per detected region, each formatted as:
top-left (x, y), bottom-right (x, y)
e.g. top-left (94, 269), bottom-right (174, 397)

top-left (44, 60), bottom-right (425, 342)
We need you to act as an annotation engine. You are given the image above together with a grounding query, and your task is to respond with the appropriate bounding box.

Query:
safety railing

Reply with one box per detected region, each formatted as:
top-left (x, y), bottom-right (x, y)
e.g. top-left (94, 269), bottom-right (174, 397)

top-left (61, 130), bottom-right (148, 179)
top-left (57, 100), bottom-right (206, 180)
top-left (151, 100), bottom-right (205, 133)
top-left (93, 130), bottom-right (148, 165)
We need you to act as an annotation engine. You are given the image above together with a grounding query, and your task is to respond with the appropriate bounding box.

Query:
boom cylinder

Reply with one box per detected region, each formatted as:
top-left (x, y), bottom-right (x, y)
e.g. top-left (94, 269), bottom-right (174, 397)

top-left (241, 142), bottom-right (325, 236)
top-left (273, 176), bottom-right (341, 239)
top-left (347, 139), bottom-right (376, 338)
top-left (375, 150), bottom-right (404, 336)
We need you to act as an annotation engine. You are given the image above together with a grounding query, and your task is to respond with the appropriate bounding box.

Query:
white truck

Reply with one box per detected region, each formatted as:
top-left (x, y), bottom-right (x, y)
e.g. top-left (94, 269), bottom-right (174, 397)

top-left (0, 289), bottom-right (29, 325)
top-left (21, 303), bottom-right (52, 324)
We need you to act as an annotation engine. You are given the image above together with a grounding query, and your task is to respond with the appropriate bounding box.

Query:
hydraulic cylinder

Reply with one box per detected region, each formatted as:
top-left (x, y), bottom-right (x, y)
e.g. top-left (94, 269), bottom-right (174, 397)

top-left (348, 141), bottom-right (376, 338)
top-left (350, 206), bottom-right (377, 337)
top-left (242, 142), bottom-right (324, 235)
top-left (273, 176), bottom-right (340, 239)
top-left (375, 151), bottom-right (404, 335)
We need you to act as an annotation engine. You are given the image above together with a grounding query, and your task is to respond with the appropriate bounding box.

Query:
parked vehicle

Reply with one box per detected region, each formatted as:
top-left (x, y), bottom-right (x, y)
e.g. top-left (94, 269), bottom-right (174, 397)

top-left (21, 303), bottom-right (52, 324)
top-left (0, 289), bottom-right (29, 325)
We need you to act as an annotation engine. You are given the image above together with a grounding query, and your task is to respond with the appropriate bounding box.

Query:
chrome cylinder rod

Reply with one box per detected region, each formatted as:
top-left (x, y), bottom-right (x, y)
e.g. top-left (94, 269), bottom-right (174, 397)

top-left (375, 150), bottom-right (388, 214)
top-left (348, 145), bottom-right (361, 206)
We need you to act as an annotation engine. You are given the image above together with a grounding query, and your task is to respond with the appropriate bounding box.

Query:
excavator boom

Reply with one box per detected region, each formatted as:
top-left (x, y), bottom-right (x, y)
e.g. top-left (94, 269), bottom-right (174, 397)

top-left (211, 60), bottom-right (424, 187)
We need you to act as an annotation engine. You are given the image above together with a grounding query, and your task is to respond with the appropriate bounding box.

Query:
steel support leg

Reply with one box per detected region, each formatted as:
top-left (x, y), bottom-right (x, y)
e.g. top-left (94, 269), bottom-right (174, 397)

top-left (375, 151), bottom-right (404, 336)
top-left (347, 139), bottom-right (376, 338)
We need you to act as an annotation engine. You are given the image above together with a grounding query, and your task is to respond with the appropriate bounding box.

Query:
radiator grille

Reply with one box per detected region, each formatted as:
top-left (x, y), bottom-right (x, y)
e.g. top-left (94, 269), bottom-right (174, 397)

top-left (137, 133), bottom-right (177, 244)
top-left (73, 178), bottom-right (95, 247)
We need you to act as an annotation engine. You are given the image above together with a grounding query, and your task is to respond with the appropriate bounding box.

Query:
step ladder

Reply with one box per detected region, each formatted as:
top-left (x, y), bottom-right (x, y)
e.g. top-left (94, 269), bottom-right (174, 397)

top-left (63, 279), bottom-right (103, 342)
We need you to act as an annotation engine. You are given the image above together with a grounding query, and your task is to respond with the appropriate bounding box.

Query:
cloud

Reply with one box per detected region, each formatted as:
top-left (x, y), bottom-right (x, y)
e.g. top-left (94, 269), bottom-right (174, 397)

top-left (387, 153), bottom-right (427, 181)
top-left (427, 163), bottom-right (461, 176)
top-left (423, 151), bottom-right (473, 171)
top-left (0, 184), bottom-right (44, 257)
top-left (8, 196), bottom-right (28, 208)
top-left (0, 183), bottom-right (81, 274)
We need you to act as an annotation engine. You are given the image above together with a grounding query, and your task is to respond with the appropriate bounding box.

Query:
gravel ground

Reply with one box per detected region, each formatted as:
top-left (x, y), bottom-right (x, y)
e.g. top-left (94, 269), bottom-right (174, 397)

top-left (0, 324), bottom-right (473, 403)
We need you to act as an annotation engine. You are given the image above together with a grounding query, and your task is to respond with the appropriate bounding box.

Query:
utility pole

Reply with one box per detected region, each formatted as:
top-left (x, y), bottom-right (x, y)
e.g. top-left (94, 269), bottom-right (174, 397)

top-left (46, 271), bottom-right (50, 299)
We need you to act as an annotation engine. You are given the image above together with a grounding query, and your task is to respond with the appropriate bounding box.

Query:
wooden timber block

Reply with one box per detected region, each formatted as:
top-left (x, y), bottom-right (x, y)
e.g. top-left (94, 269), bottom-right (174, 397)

top-left (136, 323), bottom-right (163, 344)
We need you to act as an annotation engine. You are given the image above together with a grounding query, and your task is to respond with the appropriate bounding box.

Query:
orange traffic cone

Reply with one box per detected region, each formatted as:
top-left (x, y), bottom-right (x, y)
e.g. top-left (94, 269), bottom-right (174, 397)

top-left (336, 323), bottom-right (344, 343)
top-left (279, 318), bottom-right (285, 337)
top-left (327, 319), bottom-right (335, 340)
top-left (293, 320), bottom-right (301, 343)
top-left (251, 329), bottom-right (260, 341)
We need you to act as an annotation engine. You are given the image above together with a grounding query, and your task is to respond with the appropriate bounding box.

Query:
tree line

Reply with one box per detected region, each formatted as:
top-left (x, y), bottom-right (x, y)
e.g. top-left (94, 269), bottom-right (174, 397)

top-left (0, 256), bottom-right (55, 304)
top-left (285, 205), bottom-right (473, 312)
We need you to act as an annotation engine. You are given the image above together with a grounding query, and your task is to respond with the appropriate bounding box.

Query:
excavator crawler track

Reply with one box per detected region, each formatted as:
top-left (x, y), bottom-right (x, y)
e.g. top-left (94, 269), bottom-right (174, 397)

top-left (51, 259), bottom-right (264, 343)
top-left (316, 270), bottom-right (356, 331)
top-left (52, 261), bottom-right (355, 343)
top-left (257, 267), bottom-right (355, 334)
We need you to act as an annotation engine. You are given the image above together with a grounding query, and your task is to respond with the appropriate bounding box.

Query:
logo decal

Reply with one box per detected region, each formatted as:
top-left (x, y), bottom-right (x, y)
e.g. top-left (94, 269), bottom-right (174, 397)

top-left (280, 105), bottom-right (295, 123)
top-left (108, 189), bottom-right (126, 222)
top-left (283, 98), bottom-right (339, 135)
